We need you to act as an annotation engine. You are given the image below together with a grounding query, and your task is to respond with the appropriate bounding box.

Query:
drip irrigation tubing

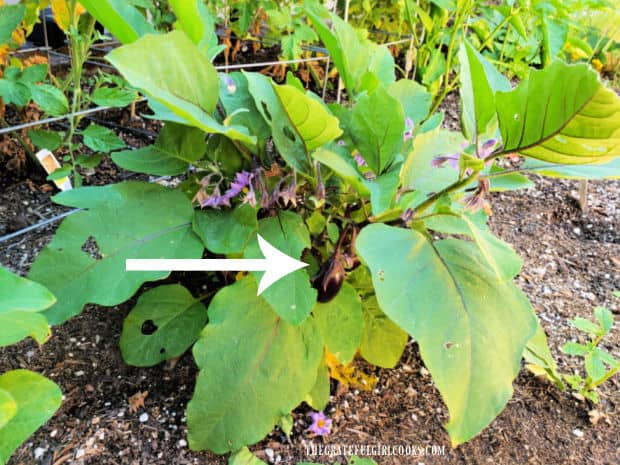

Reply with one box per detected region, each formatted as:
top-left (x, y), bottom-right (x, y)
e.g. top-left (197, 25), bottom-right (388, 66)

top-left (0, 175), bottom-right (172, 244)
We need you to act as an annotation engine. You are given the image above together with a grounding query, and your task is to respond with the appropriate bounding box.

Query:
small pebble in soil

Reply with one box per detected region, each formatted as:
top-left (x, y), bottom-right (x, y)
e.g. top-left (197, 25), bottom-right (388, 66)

top-left (139, 413), bottom-right (149, 422)
top-left (265, 448), bottom-right (275, 462)
top-left (572, 428), bottom-right (584, 438)
top-left (34, 447), bottom-right (47, 459)
top-left (177, 439), bottom-right (187, 448)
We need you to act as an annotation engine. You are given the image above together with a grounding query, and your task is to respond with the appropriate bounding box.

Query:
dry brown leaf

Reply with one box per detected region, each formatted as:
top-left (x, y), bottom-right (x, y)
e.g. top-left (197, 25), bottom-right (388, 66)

top-left (128, 390), bottom-right (148, 413)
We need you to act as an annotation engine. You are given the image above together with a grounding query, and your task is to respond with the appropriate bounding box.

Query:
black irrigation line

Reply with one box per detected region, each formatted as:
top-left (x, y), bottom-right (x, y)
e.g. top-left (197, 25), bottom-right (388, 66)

top-left (0, 175), bottom-right (172, 244)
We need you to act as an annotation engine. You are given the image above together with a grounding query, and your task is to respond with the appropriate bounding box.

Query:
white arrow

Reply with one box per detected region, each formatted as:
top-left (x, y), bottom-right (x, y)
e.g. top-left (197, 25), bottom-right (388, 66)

top-left (125, 235), bottom-right (308, 295)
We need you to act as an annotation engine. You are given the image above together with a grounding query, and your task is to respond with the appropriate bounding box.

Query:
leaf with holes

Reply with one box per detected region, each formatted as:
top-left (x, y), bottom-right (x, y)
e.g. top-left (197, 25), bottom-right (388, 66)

top-left (243, 212), bottom-right (316, 325)
top-left (356, 224), bottom-right (537, 445)
top-left (120, 284), bottom-right (207, 367)
top-left (28, 182), bottom-right (204, 325)
top-left (0, 370), bottom-right (62, 465)
top-left (187, 277), bottom-right (322, 453)
top-left (496, 61), bottom-right (620, 164)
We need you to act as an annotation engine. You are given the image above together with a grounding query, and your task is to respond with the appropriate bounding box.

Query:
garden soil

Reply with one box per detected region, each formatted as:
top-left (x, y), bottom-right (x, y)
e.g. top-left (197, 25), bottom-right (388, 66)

top-left (1, 94), bottom-right (619, 465)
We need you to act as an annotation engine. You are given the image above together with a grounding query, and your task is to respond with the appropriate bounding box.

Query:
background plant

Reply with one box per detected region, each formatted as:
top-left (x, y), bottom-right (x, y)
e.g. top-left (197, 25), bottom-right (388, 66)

top-left (561, 295), bottom-right (619, 403)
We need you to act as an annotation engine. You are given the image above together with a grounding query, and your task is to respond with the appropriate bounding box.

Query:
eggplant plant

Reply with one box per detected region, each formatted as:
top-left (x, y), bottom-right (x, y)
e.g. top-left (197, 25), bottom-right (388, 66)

top-left (19, 0), bottom-right (620, 461)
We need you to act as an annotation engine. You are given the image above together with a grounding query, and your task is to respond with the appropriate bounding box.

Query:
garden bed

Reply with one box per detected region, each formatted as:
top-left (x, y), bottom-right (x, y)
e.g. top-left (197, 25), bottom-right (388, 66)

top-left (1, 105), bottom-right (618, 464)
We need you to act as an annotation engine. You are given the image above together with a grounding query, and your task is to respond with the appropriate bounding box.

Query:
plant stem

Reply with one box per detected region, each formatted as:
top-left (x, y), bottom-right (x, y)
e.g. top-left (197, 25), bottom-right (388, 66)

top-left (414, 169), bottom-right (482, 216)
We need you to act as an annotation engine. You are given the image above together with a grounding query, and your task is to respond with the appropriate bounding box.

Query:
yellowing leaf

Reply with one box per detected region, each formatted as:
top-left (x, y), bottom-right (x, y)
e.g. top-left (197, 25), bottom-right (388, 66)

top-left (324, 350), bottom-right (377, 391)
top-left (51, 0), bottom-right (85, 32)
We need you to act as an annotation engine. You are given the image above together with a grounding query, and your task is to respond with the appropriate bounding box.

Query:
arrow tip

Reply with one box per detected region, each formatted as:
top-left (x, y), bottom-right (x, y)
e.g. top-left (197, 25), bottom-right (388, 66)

top-left (256, 234), bottom-right (308, 295)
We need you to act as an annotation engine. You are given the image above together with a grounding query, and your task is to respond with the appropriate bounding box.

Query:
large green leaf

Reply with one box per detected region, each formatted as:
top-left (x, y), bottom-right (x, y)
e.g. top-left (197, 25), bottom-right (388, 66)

top-left (107, 31), bottom-right (218, 112)
top-left (0, 388), bottom-right (16, 430)
top-left (273, 84), bottom-right (342, 153)
top-left (169, 0), bottom-right (221, 59)
top-left (350, 86), bottom-right (405, 174)
top-left (245, 72), bottom-right (309, 173)
top-left (312, 146), bottom-right (370, 196)
top-left (496, 61), bottom-right (620, 164)
top-left (0, 370), bottom-right (62, 465)
top-left (218, 72), bottom-right (271, 154)
top-left (244, 212), bottom-right (316, 325)
top-left (120, 284), bottom-right (207, 366)
top-left (106, 32), bottom-right (256, 146)
top-left (28, 182), bottom-right (204, 325)
top-left (522, 158), bottom-right (620, 179)
top-left (0, 4), bottom-right (25, 45)
top-left (423, 213), bottom-right (522, 281)
top-left (0, 267), bottom-right (55, 314)
top-left (304, 3), bottom-right (393, 97)
top-left (387, 79), bottom-right (432, 126)
top-left (147, 98), bottom-right (256, 147)
top-left (304, 356), bottom-right (330, 411)
top-left (458, 41), bottom-right (511, 140)
top-left (360, 295), bottom-right (408, 368)
top-left (113, 123), bottom-right (206, 175)
top-left (187, 278), bottom-right (322, 453)
top-left (229, 448), bottom-right (268, 465)
top-left (193, 204), bottom-right (257, 255)
top-left (0, 268), bottom-right (54, 347)
top-left (79, 0), bottom-right (155, 44)
top-left (312, 283), bottom-right (363, 364)
top-left (356, 225), bottom-right (537, 445)
top-left (401, 128), bottom-right (465, 194)
top-left (348, 266), bottom-right (408, 368)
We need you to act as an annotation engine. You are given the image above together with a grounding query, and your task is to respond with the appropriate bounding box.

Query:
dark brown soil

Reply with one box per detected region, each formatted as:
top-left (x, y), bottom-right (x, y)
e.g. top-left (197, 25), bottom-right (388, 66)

top-left (1, 79), bottom-right (619, 465)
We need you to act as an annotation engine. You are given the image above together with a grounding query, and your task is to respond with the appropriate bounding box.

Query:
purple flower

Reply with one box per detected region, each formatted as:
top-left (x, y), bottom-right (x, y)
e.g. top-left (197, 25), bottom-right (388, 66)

top-left (431, 155), bottom-right (460, 170)
top-left (352, 151), bottom-right (367, 167)
top-left (337, 140), bottom-right (346, 147)
top-left (308, 411), bottom-right (332, 436)
top-left (201, 186), bottom-right (231, 208)
top-left (225, 171), bottom-right (252, 198)
top-left (463, 178), bottom-right (491, 214)
top-left (223, 74), bottom-right (236, 93)
top-left (479, 139), bottom-right (498, 159)
top-left (403, 117), bottom-right (414, 142)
